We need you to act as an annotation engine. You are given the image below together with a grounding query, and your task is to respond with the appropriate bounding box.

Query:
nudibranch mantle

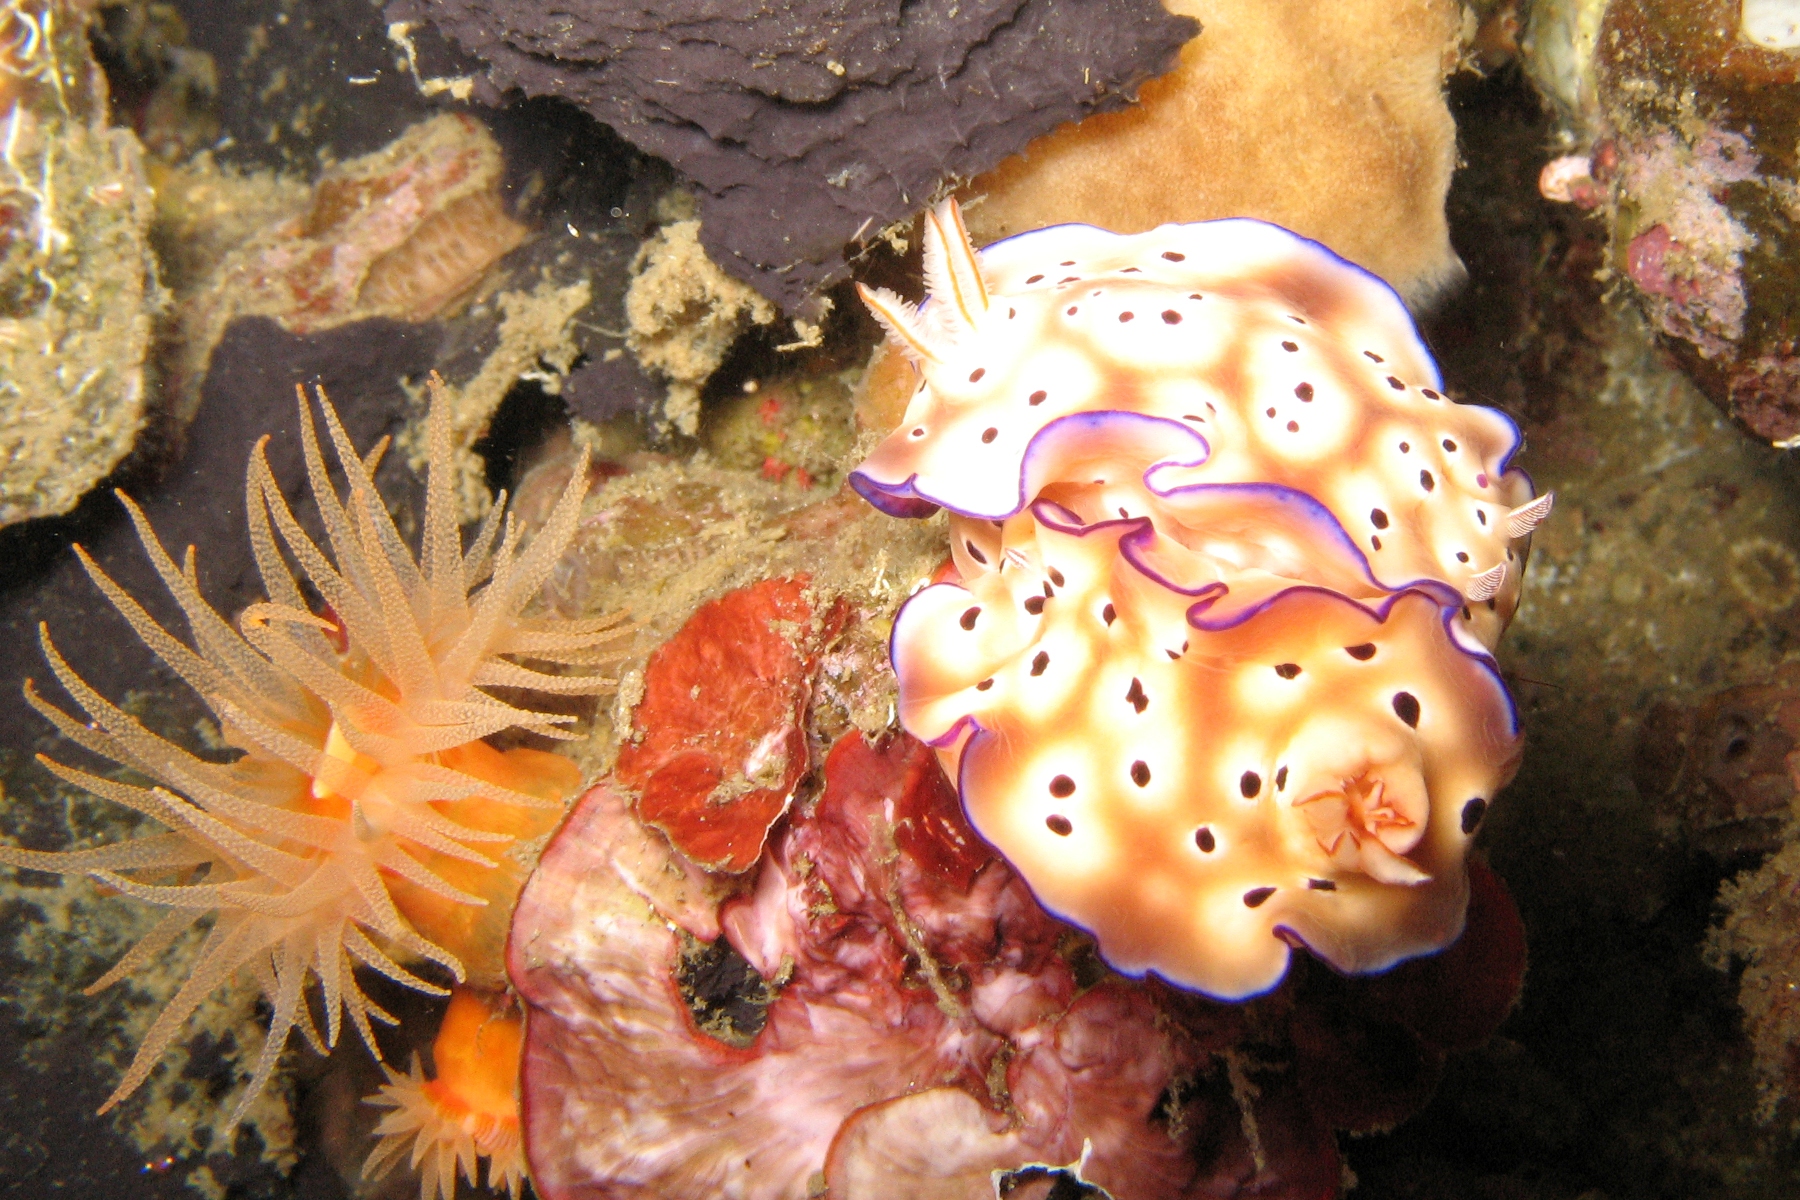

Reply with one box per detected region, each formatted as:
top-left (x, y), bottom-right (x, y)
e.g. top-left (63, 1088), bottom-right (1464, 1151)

top-left (854, 202), bottom-right (1545, 999)
top-left (853, 203), bottom-right (1544, 649)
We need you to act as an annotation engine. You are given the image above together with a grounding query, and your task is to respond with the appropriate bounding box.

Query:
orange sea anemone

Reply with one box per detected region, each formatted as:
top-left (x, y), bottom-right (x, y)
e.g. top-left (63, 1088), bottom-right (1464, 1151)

top-left (364, 985), bottom-right (526, 1200)
top-left (0, 377), bottom-right (624, 1124)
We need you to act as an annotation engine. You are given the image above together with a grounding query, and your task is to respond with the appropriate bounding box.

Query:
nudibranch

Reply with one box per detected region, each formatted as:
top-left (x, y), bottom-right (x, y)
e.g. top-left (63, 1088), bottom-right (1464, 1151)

top-left (0, 378), bottom-right (625, 1123)
top-left (852, 201), bottom-right (1547, 998)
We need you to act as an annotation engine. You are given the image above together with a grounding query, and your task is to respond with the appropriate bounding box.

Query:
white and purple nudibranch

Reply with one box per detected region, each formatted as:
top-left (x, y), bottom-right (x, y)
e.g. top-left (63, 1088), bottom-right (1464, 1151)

top-left (849, 200), bottom-right (1548, 998)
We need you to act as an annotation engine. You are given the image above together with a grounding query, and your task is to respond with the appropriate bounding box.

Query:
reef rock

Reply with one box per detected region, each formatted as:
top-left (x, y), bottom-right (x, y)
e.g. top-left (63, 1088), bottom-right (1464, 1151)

top-left (1635, 667), bottom-right (1800, 860)
top-left (1534, 0), bottom-right (1800, 445)
top-left (166, 112), bottom-right (530, 426)
top-left (1675, 662), bottom-right (1800, 1111)
top-left (0, 0), bottom-right (160, 527)
top-left (385, 0), bottom-right (1197, 315)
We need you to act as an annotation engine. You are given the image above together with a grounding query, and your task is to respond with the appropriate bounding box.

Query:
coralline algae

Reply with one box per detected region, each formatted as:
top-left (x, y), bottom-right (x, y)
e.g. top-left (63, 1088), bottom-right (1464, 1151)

top-left (1531, 0), bottom-right (1800, 445)
top-left (510, 581), bottom-right (1527, 1197)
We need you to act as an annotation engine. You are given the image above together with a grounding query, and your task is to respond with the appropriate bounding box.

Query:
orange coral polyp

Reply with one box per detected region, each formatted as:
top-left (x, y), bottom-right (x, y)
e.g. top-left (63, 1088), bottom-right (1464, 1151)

top-left (426, 986), bottom-right (525, 1123)
top-left (302, 721), bottom-right (371, 819)
top-left (383, 741), bottom-right (575, 986)
top-left (0, 376), bottom-right (624, 1126)
top-left (365, 986), bottom-right (527, 1200)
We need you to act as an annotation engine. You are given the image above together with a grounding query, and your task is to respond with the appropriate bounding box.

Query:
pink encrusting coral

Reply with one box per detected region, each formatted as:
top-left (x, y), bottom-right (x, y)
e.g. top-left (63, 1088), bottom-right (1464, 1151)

top-left (851, 201), bottom-right (1546, 999)
top-left (513, 728), bottom-right (1346, 1199)
top-left (510, 578), bottom-right (1530, 1196)
top-left (1613, 130), bottom-right (1759, 363)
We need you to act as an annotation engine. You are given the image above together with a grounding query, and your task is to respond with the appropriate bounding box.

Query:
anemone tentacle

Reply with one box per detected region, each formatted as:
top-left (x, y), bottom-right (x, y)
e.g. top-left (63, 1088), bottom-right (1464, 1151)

top-left (0, 375), bottom-right (626, 1126)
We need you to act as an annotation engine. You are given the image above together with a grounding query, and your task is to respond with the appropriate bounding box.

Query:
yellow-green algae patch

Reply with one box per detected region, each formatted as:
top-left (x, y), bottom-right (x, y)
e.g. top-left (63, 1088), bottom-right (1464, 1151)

top-left (513, 384), bottom-right (947, 783)
top-left (623, 213), bottom-right (777, 437)
top-left (0, 0), bottom-right (162, 527)
top-left (1511, 306), bottom-right (1800, 700)
top-left (0, 702), bottom-right (296, 1176)
top-left (700, 368), bottom-right (863, 493)
top-left (398, 277), bottom-right (594, 523)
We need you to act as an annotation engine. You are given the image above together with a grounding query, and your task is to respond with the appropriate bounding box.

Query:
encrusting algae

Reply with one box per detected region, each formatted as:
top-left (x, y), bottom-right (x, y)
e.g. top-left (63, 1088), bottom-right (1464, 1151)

top-left (0, 375), bottom-right (626, 1128)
